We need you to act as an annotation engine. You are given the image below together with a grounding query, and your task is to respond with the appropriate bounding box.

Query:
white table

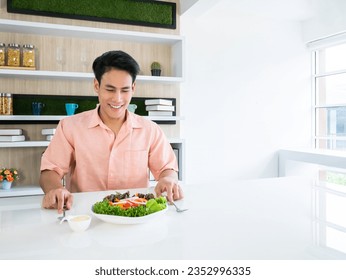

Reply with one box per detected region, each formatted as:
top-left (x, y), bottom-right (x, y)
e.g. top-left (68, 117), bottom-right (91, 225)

top-left (1, 176), bottom-right (345, 260)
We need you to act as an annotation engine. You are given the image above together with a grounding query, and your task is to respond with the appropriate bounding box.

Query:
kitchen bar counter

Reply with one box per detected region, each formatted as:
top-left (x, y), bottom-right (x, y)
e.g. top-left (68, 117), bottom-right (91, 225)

top-left (0, 176), bottom-right (345, 260)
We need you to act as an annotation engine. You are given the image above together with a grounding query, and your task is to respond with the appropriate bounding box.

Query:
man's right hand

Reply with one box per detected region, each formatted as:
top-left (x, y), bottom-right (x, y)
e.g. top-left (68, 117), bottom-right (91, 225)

top-left (42, 188), bottom-right (73, 214)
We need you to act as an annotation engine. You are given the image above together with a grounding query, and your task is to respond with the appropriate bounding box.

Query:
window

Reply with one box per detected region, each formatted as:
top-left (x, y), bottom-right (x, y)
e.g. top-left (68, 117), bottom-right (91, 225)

top-left (313, 42), bottom-right (346, 150)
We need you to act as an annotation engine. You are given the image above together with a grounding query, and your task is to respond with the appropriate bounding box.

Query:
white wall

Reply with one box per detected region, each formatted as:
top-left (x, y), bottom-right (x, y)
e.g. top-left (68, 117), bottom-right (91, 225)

top-left (302, 0), bottom-right (346, 43)
top-left (180, 0), bottom-right (312, 184)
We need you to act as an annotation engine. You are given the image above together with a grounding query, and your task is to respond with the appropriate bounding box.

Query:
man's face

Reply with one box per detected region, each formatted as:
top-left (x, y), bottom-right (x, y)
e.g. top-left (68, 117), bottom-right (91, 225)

top-left (94, 68), bottom-right (135, 122)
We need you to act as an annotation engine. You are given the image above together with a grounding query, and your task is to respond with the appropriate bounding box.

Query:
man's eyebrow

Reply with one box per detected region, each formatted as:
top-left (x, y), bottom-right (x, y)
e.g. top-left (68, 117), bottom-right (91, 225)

top-left (104, 84), bottom-right (131, 89)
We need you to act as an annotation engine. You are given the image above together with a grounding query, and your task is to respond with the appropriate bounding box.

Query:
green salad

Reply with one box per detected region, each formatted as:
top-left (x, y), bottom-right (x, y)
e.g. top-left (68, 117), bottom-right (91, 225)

top-left (92, 194), bottom-right (167, 218)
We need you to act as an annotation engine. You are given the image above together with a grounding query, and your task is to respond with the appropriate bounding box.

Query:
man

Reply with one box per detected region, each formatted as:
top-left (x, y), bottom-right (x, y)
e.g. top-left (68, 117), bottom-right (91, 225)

top-left (40, 50), bottom-right (183, 213)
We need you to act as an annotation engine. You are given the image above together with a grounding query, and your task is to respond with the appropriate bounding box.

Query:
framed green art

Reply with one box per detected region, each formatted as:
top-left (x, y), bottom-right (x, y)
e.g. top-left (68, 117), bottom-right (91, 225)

top-left (7, 0), bottom-right (176, 29)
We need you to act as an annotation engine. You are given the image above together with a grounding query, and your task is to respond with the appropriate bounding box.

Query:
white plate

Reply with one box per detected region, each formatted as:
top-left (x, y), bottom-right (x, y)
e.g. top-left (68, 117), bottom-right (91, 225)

top-left (91, 206), bottom-right (167, 225)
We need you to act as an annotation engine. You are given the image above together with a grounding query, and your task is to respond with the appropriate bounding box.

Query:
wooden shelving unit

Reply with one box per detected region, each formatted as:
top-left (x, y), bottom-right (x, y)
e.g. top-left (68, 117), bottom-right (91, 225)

top-left (0, 17), bottom-right (185, 196)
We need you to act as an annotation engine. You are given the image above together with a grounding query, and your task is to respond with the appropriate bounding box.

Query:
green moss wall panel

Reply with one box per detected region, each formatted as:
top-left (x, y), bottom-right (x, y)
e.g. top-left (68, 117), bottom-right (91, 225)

top-left (7, 0), bottom-right (176, 29)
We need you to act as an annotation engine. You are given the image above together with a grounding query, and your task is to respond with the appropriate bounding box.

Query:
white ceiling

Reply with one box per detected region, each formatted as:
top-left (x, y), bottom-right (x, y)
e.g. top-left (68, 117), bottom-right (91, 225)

top-left (180, 0), bottom-right (315, 21)
top-left (179, 0), bottom-right (200, 14)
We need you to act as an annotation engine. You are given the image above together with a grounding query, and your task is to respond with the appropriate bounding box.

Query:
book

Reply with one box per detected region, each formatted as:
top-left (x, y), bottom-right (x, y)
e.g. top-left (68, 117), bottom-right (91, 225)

top-left (145, 105), bottom-right (175, 112)
top-left (0, 129), bottom-right (23, 136)
top-left (0, 135), bottom-right (25, 142)
top-left (46, 135), bottom-right (54, 141)
top-left (148, 111), bottom-right (173, 116)
top-left (41, 128), bottom-right (56, 135)
top-left (144, 99), bottom-right (173, 106)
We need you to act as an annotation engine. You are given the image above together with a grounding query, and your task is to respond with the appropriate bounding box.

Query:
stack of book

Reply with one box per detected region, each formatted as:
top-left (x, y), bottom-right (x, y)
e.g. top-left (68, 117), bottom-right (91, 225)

top-left (42, 128), bottom-right (56, 141)
top-left (0, 128), bottom-right (25, 142)
top-left (145, 99), bottom-right (174, 116)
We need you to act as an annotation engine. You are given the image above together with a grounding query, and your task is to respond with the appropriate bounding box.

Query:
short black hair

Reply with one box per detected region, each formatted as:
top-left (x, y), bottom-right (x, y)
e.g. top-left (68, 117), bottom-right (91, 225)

top-left (92, 50), bottom-right (140, 84)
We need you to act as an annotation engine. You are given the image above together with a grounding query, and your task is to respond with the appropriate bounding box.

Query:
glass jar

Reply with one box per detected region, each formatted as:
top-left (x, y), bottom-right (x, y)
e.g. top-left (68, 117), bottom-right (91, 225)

top-left (0, 93), bottom-right (4, 115)
top-left (0, 43), bottom-right (5, 66)
top-left (7, 43), bottom-right (20, 67)
top-left (22, 44), bottom-right (36, 68)
top-left (4, 93), bottom-right (13, 115)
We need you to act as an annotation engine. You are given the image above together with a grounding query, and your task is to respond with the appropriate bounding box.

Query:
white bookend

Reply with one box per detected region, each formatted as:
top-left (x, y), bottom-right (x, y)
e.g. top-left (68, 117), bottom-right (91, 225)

top-left (144, 99), bottom-right (173, 106)
top-left (145, 105), bottom-right (175, 111)
top-left (41, 128), bottom-right (56, 135)
top-left (0, 135), bottom-right (25, 142)
top-left (0, 129), bottom-right (23, 136)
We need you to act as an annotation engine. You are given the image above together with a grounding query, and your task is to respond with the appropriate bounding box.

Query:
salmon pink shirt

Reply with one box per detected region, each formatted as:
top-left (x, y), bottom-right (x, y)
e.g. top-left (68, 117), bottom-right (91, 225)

top-left (40, 107), bottom-right (178, 192)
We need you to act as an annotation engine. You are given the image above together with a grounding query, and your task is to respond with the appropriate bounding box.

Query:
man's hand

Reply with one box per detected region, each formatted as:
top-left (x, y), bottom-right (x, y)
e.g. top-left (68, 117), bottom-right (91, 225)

top-left (155, 170), bottom-right (183, 202)
top-left (42, 188), bottom-right (73, 214)
top-left (40, 170), bottom-right (73, 213)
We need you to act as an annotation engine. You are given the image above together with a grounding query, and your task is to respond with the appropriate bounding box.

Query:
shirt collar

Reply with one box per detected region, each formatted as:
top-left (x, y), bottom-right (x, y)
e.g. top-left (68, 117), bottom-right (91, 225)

top-left (87, 105), bottom-right (103, 129)
top-left (88, 105), bottom-right (143, 130)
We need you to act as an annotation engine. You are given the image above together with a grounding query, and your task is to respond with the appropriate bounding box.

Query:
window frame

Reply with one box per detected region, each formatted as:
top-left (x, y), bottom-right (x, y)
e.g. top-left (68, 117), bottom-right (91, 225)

top-left (311, 37), bottom-right (346, 150)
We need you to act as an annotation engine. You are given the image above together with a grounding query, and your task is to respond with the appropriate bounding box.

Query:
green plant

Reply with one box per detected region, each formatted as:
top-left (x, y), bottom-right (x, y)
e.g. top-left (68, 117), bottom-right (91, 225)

top-left (151, 61), bottom-right (161, 70)
top-left (0, 167), bottom-right (19, 182)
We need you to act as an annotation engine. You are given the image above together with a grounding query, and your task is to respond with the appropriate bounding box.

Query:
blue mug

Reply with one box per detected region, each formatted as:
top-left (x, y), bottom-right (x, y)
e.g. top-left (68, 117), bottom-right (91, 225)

top-left (32, 102), bottom-right (45, 115)
top-left (65, 103), bottom-right (79, 115)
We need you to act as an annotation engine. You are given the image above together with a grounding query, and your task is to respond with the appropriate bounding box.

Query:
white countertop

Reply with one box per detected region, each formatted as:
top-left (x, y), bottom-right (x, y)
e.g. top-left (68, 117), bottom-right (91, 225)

top-left (0, 176), bottom-right (345, 260)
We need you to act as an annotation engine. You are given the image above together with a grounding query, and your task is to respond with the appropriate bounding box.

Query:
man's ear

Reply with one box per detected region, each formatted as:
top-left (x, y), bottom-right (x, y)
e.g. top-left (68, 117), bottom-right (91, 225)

top-left (132, 82), bottom-right (136, 95)
top-left (94, 78), bottom-right (100, 93)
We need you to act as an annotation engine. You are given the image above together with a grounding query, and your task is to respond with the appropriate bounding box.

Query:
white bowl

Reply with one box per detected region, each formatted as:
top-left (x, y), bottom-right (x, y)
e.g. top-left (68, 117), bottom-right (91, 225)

top-left (65, 215), bottom-right (91, 232)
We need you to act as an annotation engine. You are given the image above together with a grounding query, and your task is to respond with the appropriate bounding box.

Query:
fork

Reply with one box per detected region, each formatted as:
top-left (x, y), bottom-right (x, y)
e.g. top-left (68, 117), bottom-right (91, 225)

top-left (57, 205), bottom-right (67, 221)
top-left (170, 201), bottom-right (188, 213)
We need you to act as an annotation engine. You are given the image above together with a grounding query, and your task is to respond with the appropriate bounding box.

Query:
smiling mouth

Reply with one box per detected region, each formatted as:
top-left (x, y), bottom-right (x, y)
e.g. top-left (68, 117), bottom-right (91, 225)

top-left (110, 104), bottom-right (123, 109)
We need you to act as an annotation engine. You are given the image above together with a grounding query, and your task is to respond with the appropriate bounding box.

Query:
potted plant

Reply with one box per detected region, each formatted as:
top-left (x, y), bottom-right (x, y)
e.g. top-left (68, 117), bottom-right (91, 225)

top-left (151, 61), bottom-right (161, 76)
top-left (0, 167), bottom-right (19, 190)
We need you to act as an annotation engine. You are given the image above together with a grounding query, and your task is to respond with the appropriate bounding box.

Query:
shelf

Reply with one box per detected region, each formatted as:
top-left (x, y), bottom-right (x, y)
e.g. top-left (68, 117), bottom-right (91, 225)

top-left (0, 185), bottom-right (43, 198)
top-left (0, 19), bottom-right (184, 79)
top-left (0, 115), bottom-right (66, 121)
top-left (0, 115), bottom-right (183, 123)
top-left (137, 75), bottom-right (184, 84)
top-left (0, 134), bottom-right (184, 149)
top-left (0, 69), bottom-right (93, 80)
top-left (0, 141), bottom-right (50, 148)
top-left (147, 116), bottom-right (184, 121)
top-left (0, 137), bottom-right (184, 148)
top-left (0, 19), bottom-right (183, 44)
top-left (0, 69), bottom-right (183, 83)
top-left (167, 138), bottom-right (185, 144)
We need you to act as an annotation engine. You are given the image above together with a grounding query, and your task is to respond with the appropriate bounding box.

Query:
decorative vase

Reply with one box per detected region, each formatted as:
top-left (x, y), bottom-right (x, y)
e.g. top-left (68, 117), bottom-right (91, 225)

top-left (1, 180), bottom-right (12, 190)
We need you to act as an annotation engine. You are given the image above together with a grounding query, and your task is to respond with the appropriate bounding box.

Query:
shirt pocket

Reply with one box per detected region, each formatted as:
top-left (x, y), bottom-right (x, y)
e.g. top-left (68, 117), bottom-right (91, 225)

top-left (124, 150), bottom-right (149, 182)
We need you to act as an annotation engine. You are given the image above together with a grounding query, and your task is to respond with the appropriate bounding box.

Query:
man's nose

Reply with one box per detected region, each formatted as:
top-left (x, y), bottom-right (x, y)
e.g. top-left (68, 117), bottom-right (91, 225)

top-left (112, 91), bottom-right (122, 101)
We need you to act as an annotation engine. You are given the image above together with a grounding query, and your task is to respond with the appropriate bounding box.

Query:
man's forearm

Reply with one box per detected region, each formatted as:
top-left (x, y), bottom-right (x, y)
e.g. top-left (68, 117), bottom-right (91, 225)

top-left (39, 170), bottom-right (64, 194)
